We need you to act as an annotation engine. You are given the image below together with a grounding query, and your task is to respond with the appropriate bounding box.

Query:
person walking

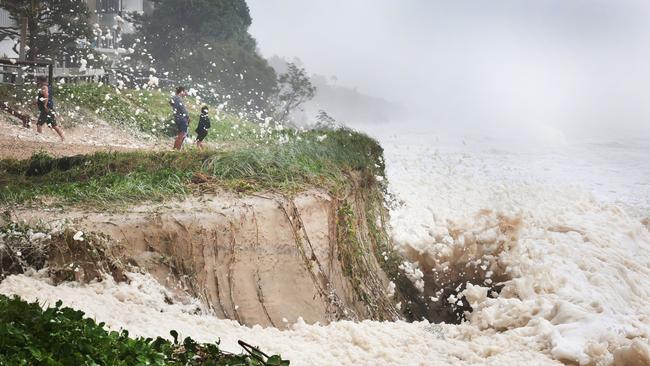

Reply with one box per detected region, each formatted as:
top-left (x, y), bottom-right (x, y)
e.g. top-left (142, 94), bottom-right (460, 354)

top-left (170, 86), bottom-right (189, 150)
top-left (35, 76), bottom-right (64, 141)
top-left (195, 106), bottom-right (211, 149)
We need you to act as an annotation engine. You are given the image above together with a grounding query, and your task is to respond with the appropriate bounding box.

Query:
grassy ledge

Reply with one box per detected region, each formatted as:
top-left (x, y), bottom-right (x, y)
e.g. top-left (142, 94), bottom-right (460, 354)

top-left (0, 127), bottom-right (384, 207)
top-left (0, 295), bottom-right (289, 365)
top-left (0, 83), bottom-right (385, 207)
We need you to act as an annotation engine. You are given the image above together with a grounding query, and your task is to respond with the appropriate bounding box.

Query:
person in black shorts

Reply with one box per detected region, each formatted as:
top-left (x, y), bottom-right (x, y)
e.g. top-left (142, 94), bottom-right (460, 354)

top-left (170, 86), bottom-right (189, 150)
top-left (35, 76), bottom-right (64, 141)
top-left (195, 106), bottom-right (211, 149)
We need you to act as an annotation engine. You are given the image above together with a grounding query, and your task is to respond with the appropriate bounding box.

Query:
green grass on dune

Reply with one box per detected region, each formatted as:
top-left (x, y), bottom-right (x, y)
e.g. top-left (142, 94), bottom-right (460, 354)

top-left (0, 83), bottom-right (385, 207)
top-left (56, 84), bottom-right (252, 141)
top-left (0, 83), bottom-right (251, 143)
top-left (0, 128), bottom-right (385, 207)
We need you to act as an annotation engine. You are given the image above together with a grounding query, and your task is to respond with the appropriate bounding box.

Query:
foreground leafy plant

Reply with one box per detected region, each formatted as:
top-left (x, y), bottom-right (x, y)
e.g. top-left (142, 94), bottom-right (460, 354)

top-left (0, 294), bottom-right (289, 365)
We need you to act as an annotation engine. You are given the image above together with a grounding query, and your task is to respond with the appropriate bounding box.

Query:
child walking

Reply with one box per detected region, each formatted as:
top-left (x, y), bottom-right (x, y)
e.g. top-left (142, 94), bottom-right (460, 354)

top-left (195, 106), bottom-right (211, 149)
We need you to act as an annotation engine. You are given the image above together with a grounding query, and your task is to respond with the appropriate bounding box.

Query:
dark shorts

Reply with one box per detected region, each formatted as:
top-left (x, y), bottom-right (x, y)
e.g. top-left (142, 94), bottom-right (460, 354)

top-left (196, 129), bottom-right (208, 142)
top-left (175, 118), bottom-right (188, 134)
top-left (38, 111), bottom-right (57, 127)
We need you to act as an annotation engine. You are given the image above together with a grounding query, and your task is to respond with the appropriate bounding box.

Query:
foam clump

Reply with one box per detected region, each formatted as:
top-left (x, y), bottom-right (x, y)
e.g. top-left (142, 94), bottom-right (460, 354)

top-left (613, 340), bottom-right (650, 366)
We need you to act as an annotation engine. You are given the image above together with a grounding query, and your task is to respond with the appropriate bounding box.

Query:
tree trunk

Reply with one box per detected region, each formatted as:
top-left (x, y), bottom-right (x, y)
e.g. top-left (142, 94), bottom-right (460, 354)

top-left (19, 17), bottom-right (27, 61)
top-left (26, 19), bottom-right (38, 61)
top-left (26, 0), bottom-right (38, 61)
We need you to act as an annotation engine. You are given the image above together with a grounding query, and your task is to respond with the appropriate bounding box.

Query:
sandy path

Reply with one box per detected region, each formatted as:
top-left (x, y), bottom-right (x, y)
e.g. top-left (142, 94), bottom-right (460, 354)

top-left (0, 113), bottom-right (164, 160)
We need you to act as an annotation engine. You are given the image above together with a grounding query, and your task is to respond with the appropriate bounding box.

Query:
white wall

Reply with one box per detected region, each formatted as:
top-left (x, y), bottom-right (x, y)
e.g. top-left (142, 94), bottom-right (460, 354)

top-left (0, 8), bottom-right (15, 28)
top-left (122, 0), bottom-right (143, 13)
top-left (0, 9), bottom-right (18, 59)
top-left (0, 37), bottom-right (18, 58)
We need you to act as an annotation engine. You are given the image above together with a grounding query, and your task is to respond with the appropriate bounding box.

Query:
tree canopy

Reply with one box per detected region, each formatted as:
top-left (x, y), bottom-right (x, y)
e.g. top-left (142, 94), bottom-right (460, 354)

top-left (276, 63), bottom-right (316, 122)
top-left (0, 0), bottom-right (92, 62)
top-left (129, 0), bottom-right (277, 114)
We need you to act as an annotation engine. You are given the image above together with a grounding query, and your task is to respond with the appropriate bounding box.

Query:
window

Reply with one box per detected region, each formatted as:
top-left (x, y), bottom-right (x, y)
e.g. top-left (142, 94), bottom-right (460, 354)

top-left (97, 0), bottom-right (120, 14)
top-left (0, 8), bottom-right (14, 28)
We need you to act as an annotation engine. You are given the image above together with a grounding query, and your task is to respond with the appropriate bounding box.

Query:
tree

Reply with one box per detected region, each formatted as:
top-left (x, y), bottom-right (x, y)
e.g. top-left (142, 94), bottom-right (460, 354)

top-left (276, 63), bottom-right (316, 122)
top-left (127, 0), bottom-right (277, 113)
top-left (0, 0), bottom-right (92, 62)
top-left (315, 110), bottom-right (337, 129)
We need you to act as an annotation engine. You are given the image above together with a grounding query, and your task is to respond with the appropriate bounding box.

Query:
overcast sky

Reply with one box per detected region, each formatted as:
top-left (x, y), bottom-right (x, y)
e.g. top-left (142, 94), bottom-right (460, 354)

top-left (247, 1), bottom-right (650, 138)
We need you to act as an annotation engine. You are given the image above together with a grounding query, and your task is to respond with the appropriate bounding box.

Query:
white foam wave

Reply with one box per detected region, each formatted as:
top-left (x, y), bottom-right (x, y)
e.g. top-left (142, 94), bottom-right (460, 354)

top-left (383, 131), bottom-right (650, 365)
top-left (1, 129), bottom-right (649, 365)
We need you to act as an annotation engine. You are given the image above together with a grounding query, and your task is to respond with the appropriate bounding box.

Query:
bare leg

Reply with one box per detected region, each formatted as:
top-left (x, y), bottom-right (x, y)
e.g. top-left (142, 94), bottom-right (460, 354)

top-left (173, 132), bottom-right (186, 150)
top-left (52, 126), bottom-right (65, 141)
top-left (196, 140), bottom-right (203, 149)
top-left (37, 124), bottom-right (43, 134)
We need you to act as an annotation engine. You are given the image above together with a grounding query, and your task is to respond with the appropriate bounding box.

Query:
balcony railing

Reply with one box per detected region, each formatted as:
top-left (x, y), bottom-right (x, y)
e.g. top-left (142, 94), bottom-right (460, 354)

top-left (0, 59), bottom-right (107, 85)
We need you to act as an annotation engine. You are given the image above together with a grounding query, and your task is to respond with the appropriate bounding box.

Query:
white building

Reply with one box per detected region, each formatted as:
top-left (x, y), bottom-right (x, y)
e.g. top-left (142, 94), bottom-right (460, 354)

top-left (86, 0), bottom-right (154, 51)
top-left (0, 8), bottom-right (17, 58)
top-left (0, 1), bottom-right (154, 83)
top-left (0, 1), bottom-right (153, 59)
top-left (0, 7), bottom-right (12, 27)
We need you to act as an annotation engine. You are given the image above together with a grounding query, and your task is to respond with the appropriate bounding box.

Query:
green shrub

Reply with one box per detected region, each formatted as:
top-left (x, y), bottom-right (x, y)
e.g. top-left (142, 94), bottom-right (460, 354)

top-left (0, 294), bottom-right (289, 365)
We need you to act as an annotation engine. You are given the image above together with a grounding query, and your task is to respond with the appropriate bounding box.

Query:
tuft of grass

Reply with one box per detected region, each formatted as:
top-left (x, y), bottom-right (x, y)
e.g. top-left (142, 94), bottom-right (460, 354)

top-left (0, 128), bottom-right (385, 207)
top-left (0, 294), bottom-right (290, 365)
